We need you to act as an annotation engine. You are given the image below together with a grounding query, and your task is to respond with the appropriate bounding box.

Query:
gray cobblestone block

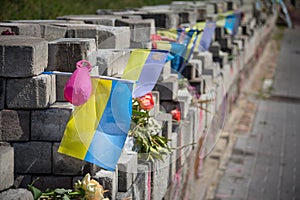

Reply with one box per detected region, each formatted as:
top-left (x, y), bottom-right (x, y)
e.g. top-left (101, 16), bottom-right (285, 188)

top-left (188, 107), bottom-right (201, 143)
top-left (0, 189), bottom-right (33, 200)
top-left (52, 143), bottom-right (90, 175)
top-left (154, 76), bottom-right (178, 101)
top-left (116, 189), bottom-right (133, 200)
top-left (0, 110), bottom-right (30, 141)
top-left (215, 26), bottom-right (225, 41)
top-left (149, 91), bottom-right (160, 117)
top-left (0, 36), bottom-right (48, 78)
top-left (57, 15), bottom-right (122, 26)
top-left (178, 88), bottom-right (192, 119)
top-left (115, 18), bottom-right (154, 43)
top-left (13, 142), bottom-right (51, 174)
top-left (195, 51), bottom-right (214, 73)
top-left (209, 41), bottom-right (221, 59)
top-left (169, 132), bottom-right (177, 185)
top-left (0, 79), bottom-right (5, 110)
top-left (0, 146), bottom-right (14, 191)
top-left (136, 163), bottom-right (150, 200)
top-left (54, 23), bottom-right (130, 49)
top-left (96, 26), bottom-right (130, 49)
top-left (117, 151), bottom-right (138, 192)
top-left (96, 49), bottom-right (131, 77)
top-left (40, 24), bottom-right (67, 41)
top-left (8, 19), bottom-right (85, 24)
top-left (159, 61), bottom-right (171, 81)
top-left (0, 23), bottom-right (40, 37)
top-left (31, 103), bottom-right (72, 141)
top-left (151, 156), bottom-right (170, 200)
top-left (155, 112), bottom-right (172, 139)
top-left (14, 175), bottom-right (32, 188)
top-left (179, 11), bottom-right (197, 26)
top-left (55, 75), bottom-right (68, 102)
top-left (47, 38), bottom-right (97, 72)
top-left (139, 12), bottom-right (179, 29)
top-left (31, 176), bottom-right (72, 191)
top-left (188, 59), bottom-right (202, 79)
top-left (94, 169), bottom-right (118, 200)
top-left (206, 3), bottom-right (217, 15)
top-left (176, 127), bottom-right (183, 171)
top-left (6, 74), bottom-right (56, 109)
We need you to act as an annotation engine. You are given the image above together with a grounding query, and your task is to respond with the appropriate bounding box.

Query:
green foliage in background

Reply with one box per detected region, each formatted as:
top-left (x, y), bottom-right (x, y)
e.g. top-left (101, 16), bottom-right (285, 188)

top-left (0, 0), bottom-right (198, 21)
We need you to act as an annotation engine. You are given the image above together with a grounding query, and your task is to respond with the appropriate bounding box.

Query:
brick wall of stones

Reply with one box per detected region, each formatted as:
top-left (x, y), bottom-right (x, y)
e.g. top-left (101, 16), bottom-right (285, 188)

top-left (0, 0), bottom-right (277, 199)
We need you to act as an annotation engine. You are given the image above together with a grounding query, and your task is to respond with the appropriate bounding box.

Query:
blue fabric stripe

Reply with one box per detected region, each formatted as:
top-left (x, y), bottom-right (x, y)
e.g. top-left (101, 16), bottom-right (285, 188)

top-left (133, 50), bottom-right (168, 98)
top-left (84, 80), bottom-right (133, 171)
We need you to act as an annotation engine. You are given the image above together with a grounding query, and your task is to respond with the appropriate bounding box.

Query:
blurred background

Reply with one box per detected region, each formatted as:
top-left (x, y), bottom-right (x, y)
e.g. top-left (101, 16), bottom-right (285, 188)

top-left (0, 0), bottom-right (205, 21)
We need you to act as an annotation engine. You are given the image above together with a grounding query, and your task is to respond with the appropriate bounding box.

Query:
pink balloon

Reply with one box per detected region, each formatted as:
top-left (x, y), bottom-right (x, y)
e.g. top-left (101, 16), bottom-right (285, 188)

top-left (64, 60), bottom-right (92, 106)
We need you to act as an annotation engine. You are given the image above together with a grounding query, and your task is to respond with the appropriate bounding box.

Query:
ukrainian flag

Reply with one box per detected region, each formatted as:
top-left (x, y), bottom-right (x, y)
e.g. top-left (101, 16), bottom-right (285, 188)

top-left (122, 49), bottom-right (169, 98)
top-left (58, 78), bottom-right (133, 171)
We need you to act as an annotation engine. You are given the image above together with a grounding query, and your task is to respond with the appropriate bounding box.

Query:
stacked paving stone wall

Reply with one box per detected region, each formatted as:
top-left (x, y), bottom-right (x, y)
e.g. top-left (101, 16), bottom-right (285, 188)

top-left (0, 0), bottom-right (278, 199)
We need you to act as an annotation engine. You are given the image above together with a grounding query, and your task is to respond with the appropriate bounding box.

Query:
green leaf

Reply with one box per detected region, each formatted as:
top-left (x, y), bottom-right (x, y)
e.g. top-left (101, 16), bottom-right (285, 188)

top-left (62, 194), bottom-right (71, 200)
top-left (54, 188), bottom-right (68, 195)
top-left (28, 185), bottom-right (42, 200)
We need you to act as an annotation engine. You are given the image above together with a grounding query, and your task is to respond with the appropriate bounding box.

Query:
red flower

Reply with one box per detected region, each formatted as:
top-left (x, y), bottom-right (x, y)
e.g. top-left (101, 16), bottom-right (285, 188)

top-left (171, 108), bottom-right (181, 122)
top-left (137, 92), bottom-right (154, 111)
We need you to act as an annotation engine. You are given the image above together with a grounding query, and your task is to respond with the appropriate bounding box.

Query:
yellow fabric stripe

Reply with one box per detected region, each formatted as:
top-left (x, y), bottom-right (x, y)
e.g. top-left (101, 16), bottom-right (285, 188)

top-left (157, 29), bottom-right (178, 40)
top-left (156, 41), bottom-right (172, 51)
top-left (122, 49), bottom-right (149, 81)
top-left (58, 79), bottom-right (111, 159)
top-left (194, 22), bottom-right (206, 51)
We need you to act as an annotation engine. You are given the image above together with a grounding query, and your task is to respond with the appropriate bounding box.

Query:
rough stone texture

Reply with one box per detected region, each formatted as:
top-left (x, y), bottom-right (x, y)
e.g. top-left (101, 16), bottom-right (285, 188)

top-left (139, 11), bottom-right (179, 29)
top-left (52, 23), bottom-right (130, 49)
top-left (0, 79), bottom-right (5, 110)
top-left (95, 25), bottom-right (130, 49)
top-left (0, 23), bottom-right (40, 37)
top-left (13, 142), bottom-right (51, 174)
top-left (155, 112), bottom-right (172, 139)
top-left (96, 49), bottom-right (131, 77)
top-left (0, 146), bottom-right (14, 191)
top-left (178, 88), bottom-right (192, 119)
top-left (0, 110), bottom-right (30, 141)
top-left (0, 189), bottom-right (33, 200)
top-left (57, 15), bottom-right (122, 26)
top-left (31, 103), bottom-right (72, 141)
top-left (55, 75), bottom-right (69, 102)
top-left (0, 36), bottom-right (48, 78)
top-left (154, 75), bottom-right (178, 101)
top-left (52, 143), bottom-right (90, 175)
top-left (115, 18), bottom-right (154, 47)
top-left (6, 74), bottom-right (56, 109)
top-left (47, 38), bottom-right (97, 72)
top-left (151, 156), bottom-right (170, 200)
top-left (136, 163), bottom-right (150, 200)
top-left (94, 169), bottom-right (118, 200)
top-left (14, 175), bottom-right (32, 189)
top-left (117, 151), bottom-right (137, 192)
top-left (40, 24), bottom-right (67, 41)
top-left (31, 176), bottom-right (72, 191)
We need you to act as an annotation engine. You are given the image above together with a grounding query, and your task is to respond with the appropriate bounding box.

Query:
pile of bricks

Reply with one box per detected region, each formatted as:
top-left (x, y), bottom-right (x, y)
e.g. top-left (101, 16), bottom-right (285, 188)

top-left (0, 0), bottom-right (277, 199)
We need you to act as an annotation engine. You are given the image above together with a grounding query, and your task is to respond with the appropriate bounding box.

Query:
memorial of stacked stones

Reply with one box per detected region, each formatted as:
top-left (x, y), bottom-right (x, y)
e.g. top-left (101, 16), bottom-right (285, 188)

top-left (0, 0), bottom-right (278, 199)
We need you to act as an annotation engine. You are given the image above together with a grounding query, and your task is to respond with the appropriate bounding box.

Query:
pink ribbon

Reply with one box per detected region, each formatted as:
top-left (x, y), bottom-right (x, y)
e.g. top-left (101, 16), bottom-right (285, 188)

top-left (172, 168), bottom-right (182, 200)
top-left (147, 170), bottom-right (151, 200)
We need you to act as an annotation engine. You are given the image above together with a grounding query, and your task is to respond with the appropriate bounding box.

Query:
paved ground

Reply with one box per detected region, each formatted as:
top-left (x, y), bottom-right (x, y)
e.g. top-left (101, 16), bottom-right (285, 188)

top-left (215, 25), bottom-right (300, 200)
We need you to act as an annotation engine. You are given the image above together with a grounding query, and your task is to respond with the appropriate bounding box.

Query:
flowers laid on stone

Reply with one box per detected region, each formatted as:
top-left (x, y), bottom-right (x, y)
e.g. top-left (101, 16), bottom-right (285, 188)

top-left (129, 92), bottom-right (172, 162)
top-left (170, 108), bottom-right (181, 122)
top-left (28, 174), bottom-right (109, 200)
top-left (1, 29), bottom-right (15, 35)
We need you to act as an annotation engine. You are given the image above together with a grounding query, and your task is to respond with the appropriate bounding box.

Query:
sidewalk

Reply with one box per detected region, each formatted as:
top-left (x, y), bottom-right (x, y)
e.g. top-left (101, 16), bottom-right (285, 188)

top-left (215, 26), bottom-right (300, 200)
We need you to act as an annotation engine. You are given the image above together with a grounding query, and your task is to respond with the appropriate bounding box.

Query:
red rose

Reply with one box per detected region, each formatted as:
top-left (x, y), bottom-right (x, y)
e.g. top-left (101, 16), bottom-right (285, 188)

top-left (171, 108), bottom-right (181, 122)
top-left (137, 92), bottom-right (154, 111)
